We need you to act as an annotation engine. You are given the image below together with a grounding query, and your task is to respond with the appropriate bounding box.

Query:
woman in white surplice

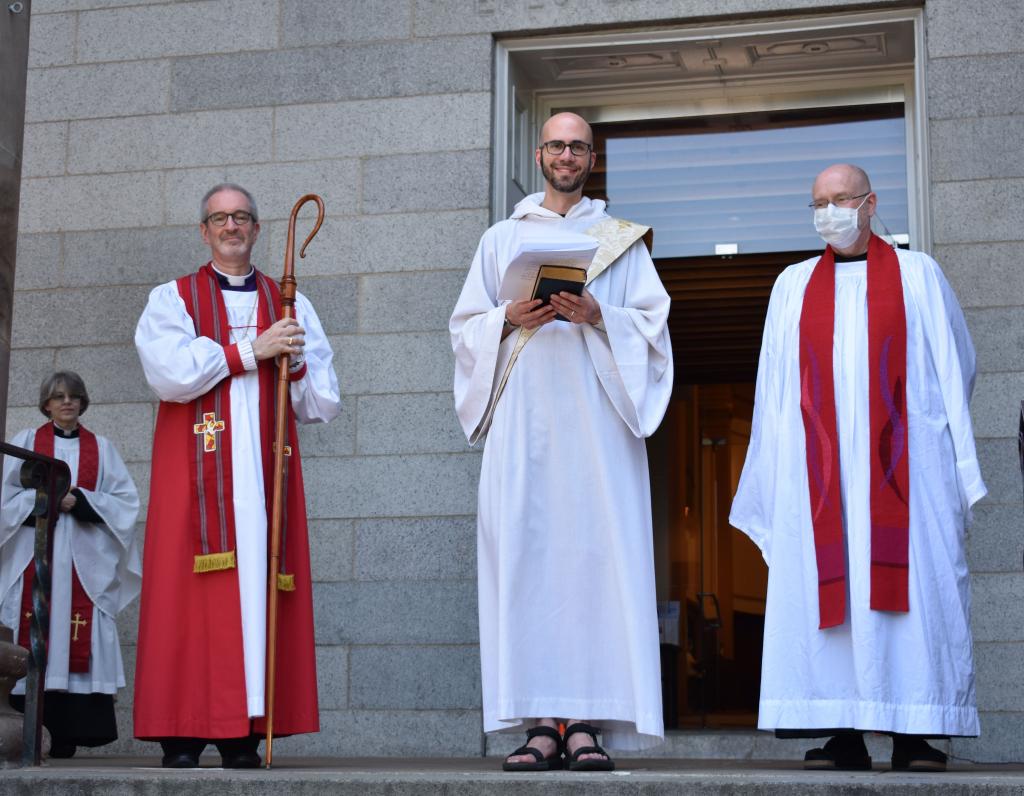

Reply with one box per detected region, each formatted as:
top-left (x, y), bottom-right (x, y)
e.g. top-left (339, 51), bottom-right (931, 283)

top-left (0, 371), bottom-right (140, 758)
top-left (450, 113), bottom-right (673, 769)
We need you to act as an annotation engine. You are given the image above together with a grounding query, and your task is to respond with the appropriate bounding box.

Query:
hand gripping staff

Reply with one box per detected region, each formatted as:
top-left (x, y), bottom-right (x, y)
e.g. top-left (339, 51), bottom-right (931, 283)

top-left (265, 194), bottom-right (325, 768)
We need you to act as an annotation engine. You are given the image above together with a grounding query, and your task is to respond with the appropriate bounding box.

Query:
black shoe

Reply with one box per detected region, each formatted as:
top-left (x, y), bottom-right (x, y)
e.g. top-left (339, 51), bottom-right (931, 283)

top-left (221, 749), bottom-right (261, 768)
top-left (49, 741), bottom-right (76, 759)
top-left (161, 750), bottom-right (200, 768)
top-left (563, 722), bottom-right (615, 772)
top-left (804, 733), bottom-right (872, 771)
top-left (891, 736), bottom-right (947, 772)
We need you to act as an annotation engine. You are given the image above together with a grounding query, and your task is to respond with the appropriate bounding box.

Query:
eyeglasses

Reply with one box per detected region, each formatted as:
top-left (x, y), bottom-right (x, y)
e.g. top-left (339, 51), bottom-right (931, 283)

top-left (808, 192), bottom-right (870, 210)
top-left (540, 140), bottom-right (593, 157)
top-left (203, 211), bottom-right (256, 227)
top-left (50, 392), bottom-right (83, 404)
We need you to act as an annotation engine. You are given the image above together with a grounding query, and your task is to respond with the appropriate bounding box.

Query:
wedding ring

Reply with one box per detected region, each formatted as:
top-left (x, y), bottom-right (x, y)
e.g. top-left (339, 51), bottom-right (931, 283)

top-left (287, 337), bottom-right (293, 346)
top-left (570, 310), bottom-right (576, 319)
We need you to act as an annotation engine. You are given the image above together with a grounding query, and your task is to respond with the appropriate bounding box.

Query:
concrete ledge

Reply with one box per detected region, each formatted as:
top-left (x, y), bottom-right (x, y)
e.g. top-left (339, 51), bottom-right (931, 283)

top-left (2, 757), bottom-right (1022, 795)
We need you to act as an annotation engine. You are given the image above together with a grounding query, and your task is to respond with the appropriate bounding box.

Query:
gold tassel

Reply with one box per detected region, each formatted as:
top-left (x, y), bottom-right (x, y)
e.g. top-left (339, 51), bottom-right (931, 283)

top-left (276, 573), bottom-right (295, 592)
top-left (193, 550), bottom-right (237, 573)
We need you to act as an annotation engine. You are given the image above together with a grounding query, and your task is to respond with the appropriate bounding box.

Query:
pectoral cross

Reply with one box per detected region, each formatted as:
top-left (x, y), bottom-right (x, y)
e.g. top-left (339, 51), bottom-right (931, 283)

top-left (193, 412), bottom-right (226, 452)
top-left (70, 612), bottom-right (87, 642)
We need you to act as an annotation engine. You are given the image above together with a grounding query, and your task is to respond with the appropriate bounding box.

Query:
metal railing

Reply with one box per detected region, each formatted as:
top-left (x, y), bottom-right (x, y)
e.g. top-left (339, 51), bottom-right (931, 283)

top-left (0, 441), bottom-right (70, 766)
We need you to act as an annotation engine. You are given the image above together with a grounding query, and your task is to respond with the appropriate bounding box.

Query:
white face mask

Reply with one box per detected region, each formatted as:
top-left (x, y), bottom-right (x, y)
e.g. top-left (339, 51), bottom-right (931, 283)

top-left (813, 195), bottom-right (868, 249)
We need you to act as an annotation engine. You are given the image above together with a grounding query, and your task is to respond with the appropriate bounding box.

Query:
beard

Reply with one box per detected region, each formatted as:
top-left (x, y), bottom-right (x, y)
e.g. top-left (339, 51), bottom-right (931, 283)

top-left (540, 153), bottom-right (592, 194)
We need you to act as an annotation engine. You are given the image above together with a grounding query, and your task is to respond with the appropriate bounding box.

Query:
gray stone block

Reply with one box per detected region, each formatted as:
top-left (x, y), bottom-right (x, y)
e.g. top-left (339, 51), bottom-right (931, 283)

top-left (273, 708), bottom-right (482, 757)
top-left (62, 225), bottom-right (225, 288)
top-left (411, 0), bottom-right (867, 35)
top-left (362, 150), bottom-right (490, 215)
top-left (971, 573), bottom-right (1024, 642)
top-left (25, 61), bottom-right (170, 123)
top-left (27, 12), bottom-right (75, 68)
top-left (76, 0), bottom-right (277, 62)
top-left (315, 644), bottom-right (349, 710)
top-left (303, 452), bottom-right (480, 519)
top-left (19, 172), bottom-right (164, 233)
top-left (314, 579), bottom-right (478, 644)
top-left (931, 116), bottom-right (1024, 182)
top-left (5, 405), bottom-right (50, 440)
top-left (21, 122), bottom-right (67, 178)
top-left (276, 93), bottom-right (491, 160)
top-left (11, 284), bottom-right (151, 347)
top-left (163, 159), bottom-right (361, 226)
top-left (970, 372), bottom-right (1024, 440)
top-left (34, 0), bottom-right (167, 10)
top-left (171, 38), bottom-right (490, 113)
top-left (936, 243), bottom-right (1021, 309)
top-left (926, 0), bottom-right (1024, 58)
top-left (976, 438), bottom-right (1021, 506)
top-left (356, 392), bottom-right (466, 455)
top-left (332, 331), bottom-right (454, 394)
top-left (67, 110), bottom-right (273, 175)
top-left (965, 308), bottom-right (1024, 374)
top-left (354, 516), bottom-right (476, 581)
top-left (5, 347), bottom-right (57, 408)
top-left (358, 271), bottom-right (465, 334)
top-left (301, 275), bottom-right (359, 335)
top-left (308, 519), bottom-right (354, 583)
top-left (263, 209), bottom-right (487, 276)
top-left (974, 642), bottom-right (1024, 712)
top-left (952, 711), bottom-right (1024, 764)
top-left (350, 645), bottom-right (480, 709)
top-left (14, 233), bottom-right (61, 290)
top-left (54, 345), bottom-right (154, 404)
top-left (297, 404), bottom-right (356, 459)
top-left (126, 460), bottom-right (151, 513)
top-left (933, 178), bottom-right (1024, 246)
top-left (968, 503), bottom-right (1024, 573)
top-left (929, 53), bottom-right (1024, 120)
top-left (281, 0), bottom-right (413, 46)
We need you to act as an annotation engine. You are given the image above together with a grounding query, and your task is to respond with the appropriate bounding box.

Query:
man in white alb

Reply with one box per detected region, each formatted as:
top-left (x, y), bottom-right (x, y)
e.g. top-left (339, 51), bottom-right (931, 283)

top-left (451, 113), bottom-right (673, 771)
top-left (134, 184), bottom-right (341, 768)
top-left (730, 164), bottom-right (985, 772)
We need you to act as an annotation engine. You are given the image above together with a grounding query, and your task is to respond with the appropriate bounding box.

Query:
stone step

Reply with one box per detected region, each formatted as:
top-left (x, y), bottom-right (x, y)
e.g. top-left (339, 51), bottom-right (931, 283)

top-left (1, 758), bottom-right (1022, 795)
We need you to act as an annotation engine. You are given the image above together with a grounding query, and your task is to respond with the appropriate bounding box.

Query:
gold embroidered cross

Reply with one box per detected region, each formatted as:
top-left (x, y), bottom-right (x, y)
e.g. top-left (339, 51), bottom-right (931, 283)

top-left (274, 442), bottom-right (292, 457)
top-left (193, 412), bottom-right (226, 452)
top-left (70, 612), bottom-right (87, 642)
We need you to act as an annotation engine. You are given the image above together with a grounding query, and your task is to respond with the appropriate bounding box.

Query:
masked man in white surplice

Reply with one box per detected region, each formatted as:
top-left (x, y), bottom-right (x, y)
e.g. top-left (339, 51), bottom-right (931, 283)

top-left (0, 371), bottom-right (140, 759)
top-left (730, 164), bottom-right (985, 773)
top-left (133, 184), bottom-right (341, 769)
top-left (450, 113), bottom-right (673, 772)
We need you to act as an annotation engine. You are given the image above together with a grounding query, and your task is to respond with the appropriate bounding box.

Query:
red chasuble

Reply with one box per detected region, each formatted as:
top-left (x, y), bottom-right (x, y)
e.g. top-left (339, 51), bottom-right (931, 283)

top-left (133, 264), bottom-right (318, 740)
top-left (18, 423), bottom-right (99, 672)
top-left (799, 235), bottom-right (910, 629)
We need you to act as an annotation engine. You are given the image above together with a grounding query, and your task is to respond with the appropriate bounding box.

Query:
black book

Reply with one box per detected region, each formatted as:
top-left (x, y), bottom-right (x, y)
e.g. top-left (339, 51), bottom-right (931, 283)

top-left (531, 264), bottom-right (586, 322)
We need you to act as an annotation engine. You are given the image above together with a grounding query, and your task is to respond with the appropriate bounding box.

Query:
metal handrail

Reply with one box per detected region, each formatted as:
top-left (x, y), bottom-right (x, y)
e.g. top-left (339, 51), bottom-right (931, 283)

top-left (0, 441), bottom-right (70, 766)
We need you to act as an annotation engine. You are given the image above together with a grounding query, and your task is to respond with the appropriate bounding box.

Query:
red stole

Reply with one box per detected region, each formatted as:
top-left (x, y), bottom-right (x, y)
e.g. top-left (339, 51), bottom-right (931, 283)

top-left (799, 234), bottom-right (910, 629)
top-left (168, 263), bottom-right (301, 589)
top-left (18, 423), bottom-right (99, 671)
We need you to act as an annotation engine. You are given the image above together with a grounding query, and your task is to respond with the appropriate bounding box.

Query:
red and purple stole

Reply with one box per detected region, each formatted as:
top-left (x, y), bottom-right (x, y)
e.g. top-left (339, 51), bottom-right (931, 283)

top-left (18, 422), bottom-right (99, 671)
top-left (799, 234), bottom-right (910, 629)
top-left (175, 263), bottom-right (302, 589)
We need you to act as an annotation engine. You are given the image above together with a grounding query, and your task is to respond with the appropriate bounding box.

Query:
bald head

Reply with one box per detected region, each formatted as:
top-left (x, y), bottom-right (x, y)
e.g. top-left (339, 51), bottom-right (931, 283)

top-left (813, 164), bottom-right (872, 198)
top-left (539, 112), bottom-right (593, 147)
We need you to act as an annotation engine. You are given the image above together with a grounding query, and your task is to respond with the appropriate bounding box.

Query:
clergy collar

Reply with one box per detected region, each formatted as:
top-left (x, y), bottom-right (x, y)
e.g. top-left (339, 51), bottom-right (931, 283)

top-left (211, 264), bottom-right (258, 291)
top-left (52, 422), bottom-right (79, 439)
top-left (833, 252), bottom-right (868, 263)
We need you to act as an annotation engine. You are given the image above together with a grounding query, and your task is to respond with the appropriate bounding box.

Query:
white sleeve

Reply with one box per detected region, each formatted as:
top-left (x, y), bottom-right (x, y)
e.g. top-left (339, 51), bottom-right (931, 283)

top-left (289, 290), bottom-right (342, 425)
top-left (134, 282), bottom-right (233, 403)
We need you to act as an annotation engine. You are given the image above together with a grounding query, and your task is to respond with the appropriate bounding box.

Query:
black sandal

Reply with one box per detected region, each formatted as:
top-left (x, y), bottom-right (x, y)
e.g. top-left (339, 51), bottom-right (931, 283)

top-left (563, 722), bottom-right (615, 771)
top-left (502, 725), bottom-right (564, 771)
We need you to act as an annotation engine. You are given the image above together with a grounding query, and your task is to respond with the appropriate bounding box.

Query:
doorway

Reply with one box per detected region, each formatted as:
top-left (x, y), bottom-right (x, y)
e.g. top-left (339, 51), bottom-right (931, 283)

top-left (583, 104), bottom-right (909, 728)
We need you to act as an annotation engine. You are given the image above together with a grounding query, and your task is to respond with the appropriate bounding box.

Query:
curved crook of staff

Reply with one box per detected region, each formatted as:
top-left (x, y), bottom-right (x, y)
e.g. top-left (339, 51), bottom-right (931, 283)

top-left (265, 193), bottom-right (325, 768)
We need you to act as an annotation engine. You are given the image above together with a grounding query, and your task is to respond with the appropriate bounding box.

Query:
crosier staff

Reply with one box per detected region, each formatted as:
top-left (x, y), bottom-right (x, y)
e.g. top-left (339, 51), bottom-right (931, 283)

top-left (265, 194), bottom-right (325, 768)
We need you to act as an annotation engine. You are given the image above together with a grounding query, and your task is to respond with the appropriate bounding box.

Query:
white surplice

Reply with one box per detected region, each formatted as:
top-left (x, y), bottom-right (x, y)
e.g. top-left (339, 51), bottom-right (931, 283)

top-left (729, 248), bottom-right (986, 736)
top-left (0, 427), bottom-right (140, 694)
top-left (450, 194), bottom-right (673, 751)
top-left (134, 271), bottom-right (341, 716)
